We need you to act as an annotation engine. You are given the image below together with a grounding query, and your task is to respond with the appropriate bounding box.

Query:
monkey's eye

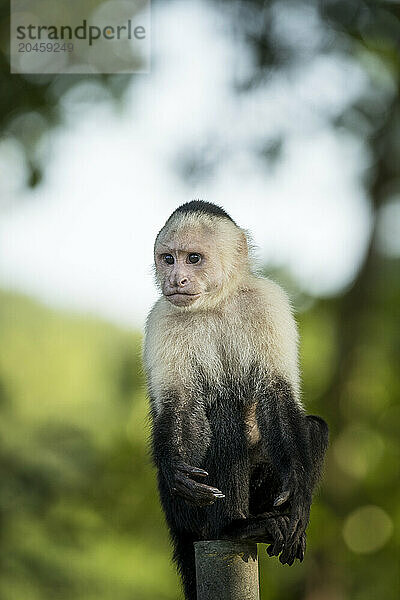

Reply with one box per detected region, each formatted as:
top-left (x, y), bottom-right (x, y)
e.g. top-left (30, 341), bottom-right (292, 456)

top-left (163, 254), bottom-right (174, 265)
top-left (188, 253), bottom-right (201, 264)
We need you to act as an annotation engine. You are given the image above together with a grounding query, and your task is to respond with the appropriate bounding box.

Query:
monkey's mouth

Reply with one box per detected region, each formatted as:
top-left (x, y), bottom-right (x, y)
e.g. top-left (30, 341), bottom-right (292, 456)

top-left (166, 292), bottom-right (201, 305)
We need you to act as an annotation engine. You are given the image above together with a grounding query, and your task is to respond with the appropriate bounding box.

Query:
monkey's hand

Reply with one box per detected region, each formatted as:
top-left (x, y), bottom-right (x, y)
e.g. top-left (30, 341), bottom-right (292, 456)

top-left (171, 460), bottom-right (225, 507)
top-left (273, 475), bottom-right (311, 565)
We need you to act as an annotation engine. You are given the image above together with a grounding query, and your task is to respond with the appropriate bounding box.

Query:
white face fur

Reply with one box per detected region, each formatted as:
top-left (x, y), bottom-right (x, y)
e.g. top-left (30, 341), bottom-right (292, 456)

top-left (154, 214), bottom-right (248, 309)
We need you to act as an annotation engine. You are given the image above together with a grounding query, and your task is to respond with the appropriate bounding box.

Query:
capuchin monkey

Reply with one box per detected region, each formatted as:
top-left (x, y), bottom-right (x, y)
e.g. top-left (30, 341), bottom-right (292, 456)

top-left (143, 201), bottom-right (328, 600)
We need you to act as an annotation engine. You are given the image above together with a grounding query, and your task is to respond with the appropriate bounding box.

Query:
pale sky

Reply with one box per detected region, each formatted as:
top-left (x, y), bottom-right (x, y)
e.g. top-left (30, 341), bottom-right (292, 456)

top-left (0, 0), bottom-right (372, 328)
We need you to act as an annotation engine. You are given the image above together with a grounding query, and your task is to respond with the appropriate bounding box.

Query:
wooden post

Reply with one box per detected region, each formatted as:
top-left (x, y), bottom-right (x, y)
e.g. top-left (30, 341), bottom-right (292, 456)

top-left (194, 540), bottom-right (260, 600)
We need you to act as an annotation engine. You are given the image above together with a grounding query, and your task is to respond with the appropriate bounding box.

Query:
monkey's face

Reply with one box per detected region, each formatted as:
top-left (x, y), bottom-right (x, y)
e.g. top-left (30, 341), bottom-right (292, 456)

top-left (154, 225), bottom-right (224, 308)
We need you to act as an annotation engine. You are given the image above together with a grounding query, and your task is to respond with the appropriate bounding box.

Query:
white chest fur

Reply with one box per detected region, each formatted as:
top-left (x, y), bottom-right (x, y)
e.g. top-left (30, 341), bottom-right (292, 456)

top-left (146, 308), bottom-right (256, 397)
top-left (144, 279), bottom-right (301, 412)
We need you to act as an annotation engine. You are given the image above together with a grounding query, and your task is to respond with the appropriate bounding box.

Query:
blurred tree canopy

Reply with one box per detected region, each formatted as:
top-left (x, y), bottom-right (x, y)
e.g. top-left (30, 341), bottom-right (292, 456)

top-left (0, 1), bottom-right (399, 599)
top-left (0, 0), bottom-right (133, 189)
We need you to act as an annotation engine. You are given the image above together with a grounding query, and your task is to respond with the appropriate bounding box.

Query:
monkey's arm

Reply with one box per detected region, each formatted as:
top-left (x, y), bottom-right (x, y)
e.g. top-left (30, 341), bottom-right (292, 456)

top-left (251, 281), bottom-right (328, 562)
top-left (151, 399), bottom-right (225, 507)
top-left (256, 380), bottom-right (328, 564)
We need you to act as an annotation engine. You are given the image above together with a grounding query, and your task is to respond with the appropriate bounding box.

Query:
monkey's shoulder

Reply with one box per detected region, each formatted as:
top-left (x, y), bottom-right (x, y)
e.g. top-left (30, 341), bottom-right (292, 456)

top-left (233, 277), bottom-right (296, 332)
top-left (247, 276), bottom-right (292, 310)
top-left (231, 277), bottom-right (300, 393)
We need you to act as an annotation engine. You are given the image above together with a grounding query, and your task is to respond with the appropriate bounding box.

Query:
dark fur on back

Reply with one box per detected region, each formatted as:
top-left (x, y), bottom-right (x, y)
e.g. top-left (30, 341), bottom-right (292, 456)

top-left (167, 200), bottom-right (237, 225)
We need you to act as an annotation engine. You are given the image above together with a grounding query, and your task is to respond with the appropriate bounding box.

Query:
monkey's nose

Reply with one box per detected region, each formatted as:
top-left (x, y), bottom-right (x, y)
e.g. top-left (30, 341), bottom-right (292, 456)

top-left (179, 277), bottom-right (188, 287)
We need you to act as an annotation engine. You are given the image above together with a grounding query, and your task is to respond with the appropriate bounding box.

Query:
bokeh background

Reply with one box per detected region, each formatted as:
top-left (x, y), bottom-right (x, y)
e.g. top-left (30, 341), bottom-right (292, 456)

top-left (0, 0), bottom-right (399, 599)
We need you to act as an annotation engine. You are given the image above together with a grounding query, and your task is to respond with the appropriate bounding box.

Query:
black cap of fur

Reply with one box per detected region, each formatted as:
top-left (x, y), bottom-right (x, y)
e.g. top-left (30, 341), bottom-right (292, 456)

top-left (168, 200), bottom-right (237, 225)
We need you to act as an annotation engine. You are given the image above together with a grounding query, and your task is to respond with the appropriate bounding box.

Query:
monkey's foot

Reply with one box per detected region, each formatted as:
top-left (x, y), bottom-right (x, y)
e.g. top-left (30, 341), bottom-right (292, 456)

top-left (221, 513), bottom-right (287, 544)
top-left (268, 530), bottom-right (307, 566)
top-left (221, 513), bottom-right (306, 565)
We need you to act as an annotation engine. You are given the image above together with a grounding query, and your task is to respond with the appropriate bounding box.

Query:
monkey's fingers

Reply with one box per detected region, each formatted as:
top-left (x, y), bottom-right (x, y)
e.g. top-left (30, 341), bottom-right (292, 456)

top-left (286, 515), bottom-right (302, 547)
top-left (288, 515), bottom-right (299, 536)
top-left (279, 520), bottom-right (304, 565)
top-left (173, 482), bottom-right (212, 505)
top-left (279, 542), bottom-right (297, 566)
top-left (273, 489), bottom-right (291, 507)
top-left (266, 516), bottom-right (289, 557)
top-left (296, 533), bottom-right (306, 562)
top-left (286, 502), bottom-right (309, 546)
top-left (176, 461), bottom-right (209, 478)
top-left (279, 528), bottom-right (306, 566)
top-left (194, 482), bottom-right (225, 499)
top-left (176, 475), bottom-right (224, 497)
top-left (174, 472), bottom-right (225, 504)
